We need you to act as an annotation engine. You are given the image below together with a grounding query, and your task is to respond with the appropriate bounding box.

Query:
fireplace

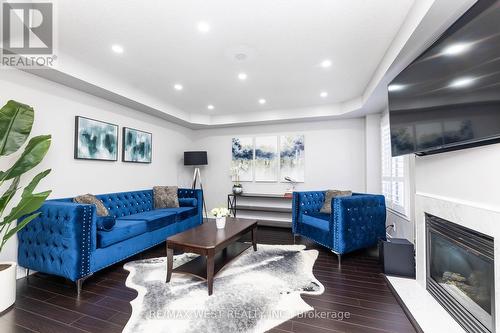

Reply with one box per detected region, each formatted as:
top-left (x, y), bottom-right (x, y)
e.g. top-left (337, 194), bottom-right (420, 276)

top-left (426, 213), bottom-right (495, 333)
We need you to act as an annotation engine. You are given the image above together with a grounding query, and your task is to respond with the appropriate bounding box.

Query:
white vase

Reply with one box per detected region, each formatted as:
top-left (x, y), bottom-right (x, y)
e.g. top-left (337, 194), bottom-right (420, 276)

top-left (0, 262), bottom-right (16, 313)
top-left (216, 217), bottom-right (226, 229)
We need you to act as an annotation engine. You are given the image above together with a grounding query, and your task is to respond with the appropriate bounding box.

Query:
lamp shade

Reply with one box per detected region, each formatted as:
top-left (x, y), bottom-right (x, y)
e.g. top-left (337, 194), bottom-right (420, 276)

top-left (184, 151), bottom-right (208, 166)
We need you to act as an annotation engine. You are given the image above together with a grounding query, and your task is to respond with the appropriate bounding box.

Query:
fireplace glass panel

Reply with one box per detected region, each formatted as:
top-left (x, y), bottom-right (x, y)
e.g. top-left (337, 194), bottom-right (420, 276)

top-left (429, 232), bottom-right (493, 326)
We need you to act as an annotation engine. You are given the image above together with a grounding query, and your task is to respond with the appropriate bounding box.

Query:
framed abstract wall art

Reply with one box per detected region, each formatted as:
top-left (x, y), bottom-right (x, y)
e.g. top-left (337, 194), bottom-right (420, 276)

top-left (231, 137), bottom-right (253, 181)
top-left (280, 134), bottom-right (305, 182)
top-left (74, 116), bottom-right (118, 161)
top-left (122, 127), bottom-right (152, 163)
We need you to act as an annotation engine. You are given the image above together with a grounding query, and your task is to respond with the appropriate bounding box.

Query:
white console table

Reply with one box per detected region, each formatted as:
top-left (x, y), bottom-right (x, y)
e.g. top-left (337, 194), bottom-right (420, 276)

top-left (227, 193), bottom-right (292, 228)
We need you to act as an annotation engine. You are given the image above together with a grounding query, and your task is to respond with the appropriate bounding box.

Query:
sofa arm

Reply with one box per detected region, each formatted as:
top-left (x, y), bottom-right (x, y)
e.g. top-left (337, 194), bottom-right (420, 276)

top-left (292, 191), bottom-right (326, 233)
top-left (17, 201), bottom-right (96, 281)
top-left (178, 188), bottom-right (203, 219)
top-left (331, 194), bottom-right (386, 254)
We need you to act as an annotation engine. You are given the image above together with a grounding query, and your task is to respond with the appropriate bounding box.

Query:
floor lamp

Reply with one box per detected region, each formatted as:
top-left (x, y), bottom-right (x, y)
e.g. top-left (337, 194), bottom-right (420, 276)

top-left (184, 151), bottom-right (208, 219)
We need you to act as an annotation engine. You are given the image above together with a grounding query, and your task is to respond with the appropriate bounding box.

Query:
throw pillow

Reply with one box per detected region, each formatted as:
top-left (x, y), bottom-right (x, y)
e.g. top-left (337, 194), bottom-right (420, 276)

top-left (320, 190), bottom-right (352, 214)
top-left (96, 216), bottom-right (116, 231)
top-left (153, 186), bottom-right (179, 209)
top-left (178, 197), bottom-right (198, 207)
top-left (74, 194), bottom-right (109, 216)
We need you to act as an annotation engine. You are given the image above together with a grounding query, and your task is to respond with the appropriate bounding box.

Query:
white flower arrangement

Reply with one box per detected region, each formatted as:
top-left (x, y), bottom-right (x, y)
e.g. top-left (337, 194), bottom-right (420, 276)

top-left (211, 207), bottom-right (230, 218)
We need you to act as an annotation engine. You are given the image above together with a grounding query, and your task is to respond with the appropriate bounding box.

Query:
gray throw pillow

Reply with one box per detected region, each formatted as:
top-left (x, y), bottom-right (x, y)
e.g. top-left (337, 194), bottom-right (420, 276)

top-left (320, 190), bottom-right (352, 214)
top-left (73, 194), bottom-right (109, 216)
top-left (153, 186), bottom-right (179, 209)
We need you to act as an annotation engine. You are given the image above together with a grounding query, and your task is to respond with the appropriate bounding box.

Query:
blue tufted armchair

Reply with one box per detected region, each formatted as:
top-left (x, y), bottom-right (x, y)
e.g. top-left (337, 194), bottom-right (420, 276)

top-left (292, 191), bottom-right (386, 265)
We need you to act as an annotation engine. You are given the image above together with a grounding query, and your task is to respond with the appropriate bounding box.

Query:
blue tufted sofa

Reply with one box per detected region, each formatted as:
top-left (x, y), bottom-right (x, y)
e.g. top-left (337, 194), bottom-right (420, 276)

top-left (17, 188), bottom-right (203, 293)
top-left (292, 191), bottom-right (386, 265)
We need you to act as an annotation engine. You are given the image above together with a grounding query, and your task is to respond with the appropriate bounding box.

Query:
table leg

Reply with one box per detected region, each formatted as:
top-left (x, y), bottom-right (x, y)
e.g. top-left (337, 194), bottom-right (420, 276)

top-left (166, 247), bottom-right (174, 283)
top-left (252, 227), bottom-right (257, 251)
top-left (207, 252), bottom-right (215, 296)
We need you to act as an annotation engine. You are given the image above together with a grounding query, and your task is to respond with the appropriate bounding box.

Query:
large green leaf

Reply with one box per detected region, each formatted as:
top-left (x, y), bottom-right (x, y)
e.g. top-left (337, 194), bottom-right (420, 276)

top-left (0, 135), bottom-right (51, 181)
top-left (0, 177), bottom-right (20, 216)
top-left (22, 169), bottom-right (51, 198)
top-left (0, 190), bottom-right (51, 226)
top-left (2, 212), bottom-right (40, 245)
top-left (0, 100), bottom-right (34, 156)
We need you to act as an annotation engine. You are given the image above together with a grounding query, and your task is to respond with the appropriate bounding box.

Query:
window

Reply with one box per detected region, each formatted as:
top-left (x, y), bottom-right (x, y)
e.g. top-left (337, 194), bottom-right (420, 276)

top-left (381, 115), bottom-right (411, 216)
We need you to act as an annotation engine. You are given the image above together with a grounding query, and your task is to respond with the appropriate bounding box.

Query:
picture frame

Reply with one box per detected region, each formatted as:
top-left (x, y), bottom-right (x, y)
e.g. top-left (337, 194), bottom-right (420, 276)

top-left (122, 127), bottom-right (152, 163)
top-left (279, 134), bottom-right (305, 182)
top-left (231, 137), bottom-right (254, 182)
top-left (74, 116), bottom-right (119, 161)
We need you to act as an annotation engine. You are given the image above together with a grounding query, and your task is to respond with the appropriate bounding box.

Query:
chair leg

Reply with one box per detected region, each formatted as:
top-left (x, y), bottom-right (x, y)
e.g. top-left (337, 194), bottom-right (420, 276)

top-left (26, 268), bottom-right (30, 280)
top-left (333, 251), bottom-right (341, 269)
top-left (76, 274), bottom-right (92, 296)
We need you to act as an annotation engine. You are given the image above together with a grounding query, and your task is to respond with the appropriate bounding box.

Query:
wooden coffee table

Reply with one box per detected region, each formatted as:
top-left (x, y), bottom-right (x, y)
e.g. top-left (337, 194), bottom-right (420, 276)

top-left (165, 217), bottom-right (258, 295)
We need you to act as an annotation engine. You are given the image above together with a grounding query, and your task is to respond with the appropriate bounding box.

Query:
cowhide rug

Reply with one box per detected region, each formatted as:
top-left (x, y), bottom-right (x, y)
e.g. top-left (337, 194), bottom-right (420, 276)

top-left (123, 244), bottom-right (324, 333)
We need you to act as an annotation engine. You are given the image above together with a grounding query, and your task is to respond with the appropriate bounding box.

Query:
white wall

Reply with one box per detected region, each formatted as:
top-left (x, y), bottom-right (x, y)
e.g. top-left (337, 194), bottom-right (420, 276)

top-left (409, 141), bottom-right (500, 245)
top-left (190, 118), bottom-right (368, 211)
top-left (391, 130), bottom-right (500, 270)
top-left (387, 210), bottom-right (415, 241)
top-left (365, 113), bottom-right (382, 194)
top-left (412, 142), bottom-right (500, 258)
top-left (415, 144), bottom-right (500, 208)
top-left (0, 70), bottom-right (193, 272)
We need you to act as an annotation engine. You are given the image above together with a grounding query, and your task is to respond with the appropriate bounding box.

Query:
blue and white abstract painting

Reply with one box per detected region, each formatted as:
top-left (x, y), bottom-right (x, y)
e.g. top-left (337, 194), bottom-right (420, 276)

top-left (280, 135), bottom-right (305, 182)
top-left (231, 137), bottom-right (253, 181)
top-left (255, 136), bottom-right (278, 182)
top-left (123, 127), bottom-right (152, 163)
top-left (75, 116), bottom-right (118, 161)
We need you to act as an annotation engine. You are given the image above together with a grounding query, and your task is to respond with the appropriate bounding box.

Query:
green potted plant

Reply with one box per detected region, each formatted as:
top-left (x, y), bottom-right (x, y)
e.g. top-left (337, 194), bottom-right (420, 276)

top-left (0, 100), bottom-right (51, 312)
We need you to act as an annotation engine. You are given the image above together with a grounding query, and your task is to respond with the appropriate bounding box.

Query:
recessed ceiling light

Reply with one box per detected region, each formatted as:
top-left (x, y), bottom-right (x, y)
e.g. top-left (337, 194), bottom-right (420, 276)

top-left (173, 84), bottom-right (183, 91)
top-left (207, 104), bottom-right (215, 110)
top-left (320, 91), bottom-right (328, 98)
top-left (238, 72), bottom-right (248, 81)
top-left (388, 84), bottom-right (406, 92)
top-left (111, 44), bottom-right (124, 54)
top-left (320, 59), bottom-right (332, 68)
top-left (442, 42), bottom-right (472, 56)
top-left (197, 21), bottom-right (211, 33)
top-left (449, 77), bottom-right (476, 88)
top-left (258, 99), bottom-right (266, 105)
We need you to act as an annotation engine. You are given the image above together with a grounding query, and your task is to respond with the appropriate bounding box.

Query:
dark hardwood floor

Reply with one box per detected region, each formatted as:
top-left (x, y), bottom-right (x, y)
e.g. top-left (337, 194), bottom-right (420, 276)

top-left (0, 227), bottom-right (416, 333)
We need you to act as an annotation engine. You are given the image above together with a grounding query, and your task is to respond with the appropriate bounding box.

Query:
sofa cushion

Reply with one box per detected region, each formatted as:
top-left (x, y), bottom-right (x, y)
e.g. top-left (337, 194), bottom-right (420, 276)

top-left (153, 186), bottom-right (179, 208)
top-left (118, 209), bottom-right (177, 231)
top-left (97, 219), bottom-right (148, 248)
top-left (96, 216), bottom-right (116, 231)
top-left (302, 214), bottom-right (330, 232)
top-left (163, 207), bottom-right (197, 221)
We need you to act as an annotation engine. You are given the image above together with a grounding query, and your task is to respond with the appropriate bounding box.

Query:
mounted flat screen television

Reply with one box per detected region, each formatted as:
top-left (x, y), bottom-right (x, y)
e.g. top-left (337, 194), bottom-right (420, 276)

top-left (388, 0), bottom-right (500, 156)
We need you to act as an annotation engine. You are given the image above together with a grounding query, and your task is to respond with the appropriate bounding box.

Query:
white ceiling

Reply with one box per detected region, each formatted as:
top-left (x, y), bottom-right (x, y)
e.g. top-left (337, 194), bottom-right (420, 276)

top-left (57, 0), bottom-right (415, 116)
top-left (29, 0), bottom-right (477, 127)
